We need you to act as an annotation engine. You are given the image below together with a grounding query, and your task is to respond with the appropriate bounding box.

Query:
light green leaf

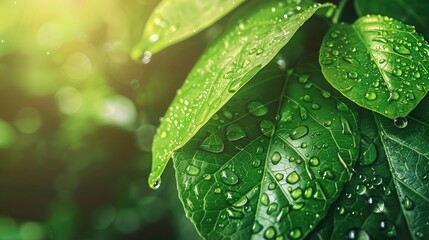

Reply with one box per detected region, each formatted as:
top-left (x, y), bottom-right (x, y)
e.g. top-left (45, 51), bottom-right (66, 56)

top-left (319, 15), bottom-right (429, 119)
top-left (376, 99), bottom-right (429, 240)
top-left (173, 62), bottom-right (360, 239)
top-left (354, 0), bottom-right (429, 37)
top-left (131, 0), bottom-right (245, 59)
top-left (149, 0), bottom-right (333, 188)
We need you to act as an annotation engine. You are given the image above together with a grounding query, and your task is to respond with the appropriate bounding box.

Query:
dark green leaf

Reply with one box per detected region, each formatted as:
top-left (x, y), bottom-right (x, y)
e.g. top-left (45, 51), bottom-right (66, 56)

top-left (319, 15), bottom-right (429, 119)
top-left (354, 0), bottom-right (429, 38)
top-left (173, 62), bottom-right (360, 239)
top-left (149, 0), bottom-right (333, 188)
top-left (376, 98), bottom-right (429, 239)
top-left (309, 111), bottom-right (411, 240)
top-left (131, 0), bottom-right (245, 58)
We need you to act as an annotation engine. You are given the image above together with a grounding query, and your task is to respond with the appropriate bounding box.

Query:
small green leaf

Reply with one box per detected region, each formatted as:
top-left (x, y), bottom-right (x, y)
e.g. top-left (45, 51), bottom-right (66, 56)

top-left (310, 111), bottom-right (411, 239)
top-left (376, 99), bottom-right (429, 239)
top-left (319, 15), bottom-right (429, 119)
top-left (354, 0), bottom-right (429, 37)
top-left (173, 62), bottom-right (360, 239)
top-left (131, 0), bottom-right (245, 59)
top-left (149, 0), bottom-right (333, 188)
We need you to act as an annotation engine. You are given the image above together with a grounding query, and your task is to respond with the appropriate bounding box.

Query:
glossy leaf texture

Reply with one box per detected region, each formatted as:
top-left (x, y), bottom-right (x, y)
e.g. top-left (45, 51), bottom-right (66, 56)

top-left (310, 111), bottom-right (411, 240)
top-left (150, 0), bottom-right (333, 188)
top-left (376, 98), bottom-right (429, 239)
top-left (319, 15), bottom-right (429, 119)
top-left (173, 62), bottom-right (360, 239)
top-left (354, 0), bottom-right (429, 38)
top-left (131, 0), bottom-right (245, 59)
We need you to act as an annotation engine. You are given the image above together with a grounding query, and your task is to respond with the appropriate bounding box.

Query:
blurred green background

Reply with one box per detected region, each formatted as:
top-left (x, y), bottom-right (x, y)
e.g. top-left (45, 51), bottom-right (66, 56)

top-left (0, 0), bottom-right (212, 239)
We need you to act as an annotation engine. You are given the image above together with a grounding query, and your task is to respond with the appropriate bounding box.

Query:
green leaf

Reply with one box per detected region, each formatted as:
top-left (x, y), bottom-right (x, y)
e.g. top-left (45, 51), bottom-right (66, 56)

top-left (149, 0), bottom-right (334, 188)
top-left (310, 111), bottom-right (411, 239)
top-left (173, 62), bottom-right (360, 239)
top-left (319, 15), bottom-right (429, 119)
top-left (131, 0), bottom-right (245, 59)
top-left (376, 99), bottom-right (429, 239)
top-left (354, 0), bottom-right (429, 38)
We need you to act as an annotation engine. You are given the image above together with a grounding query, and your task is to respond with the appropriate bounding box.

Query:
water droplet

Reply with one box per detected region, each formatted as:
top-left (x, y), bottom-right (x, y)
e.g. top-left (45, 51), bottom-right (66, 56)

top-left (200, 134), bottom-right (224, 153)
top-left (403, 196), bottom-right (414, 210)
top-left (292, 202), bottom-right (305, 210)
top-left (149, 178), bottom-right (161, 190)
top-left (186, 164), bottom-right (201, 176)
top-left (321, 59), bottom-right (333, 65)
top-left (337, 206), bottom-right (345, 215)
top-left (347, 228), bottom-right (370, 240)
top-left (232, 196), bottom-right (248, 208)
top-left (368, 196), bottom-right (385, 213)
top-left (214, 188), bottom-right (222, 194)
top-left (252, 158), bottom-right (262, 168)
top-left (228, 80), bottom-right (240, 93)
top-left (227, 208), bottom-right (243, 219)
top-left (359, 136), bottom-right (377, 166)
top-left (379, 219), bottom-right (397, 237)
top-left (220, 169), bottom-right (239, 185)
top-left (226, 124), bottom-right (246, 141)
top-left (364, 92), bottom-right (377, 101)
top-left (160, 131), bottom-right (168, 139)
top-left (267, 203), bottom-right (279, 215)
top-left (222, 110), bottom-right (233, 120)
top-left (286, 171), bottom-right (300, 184)
top-left (393, 44), bottom-right (411, 55)
top-left (248, 101), bottom-right (268, 117)
top-left (260, 120), bottom-right (275, 137)
top-left (290, 125), bottom-right (309, 140)
top-left (393, 68), bottom-right (403, 76)
top-left (252, 221), bottom-right (263, 233)
top-left (142, 51), bottom-right (152, 64)
top-left (311, 103), bottom-right (321, 110)
top-left (336, 102), bottom-right (349, 112)
top-left (304, 187), bottom-right (313, 198)
top-left (321, 90), bottom-right (331, 98)
top-left (275, 173), bottom-right (284, 181)
top-left (347, 71), bottom-right (358, 79)
top-left (322, 169), bottom-right (335, 180)
top-left (298, 74), bottom-right (310, 83)
top-left (394, 117), bottom-right (408, 128)
top-left (268, 182), bottom-right (276, 190)
top-left (309, 156), bottom-right (320, 167)
top-left (289, 228), bottom-right (302, 239)
top-left (302, 95), bottom-right (312, 102)
top-left (264, 227), bottom-right (276, 239)
top-left (291, 187), bottom-right (303, 199)
top-left (340, 117), bottom-right (352, 135)
top-left (356, 184), bottom-right (367, 195)
top-left (261, 193), bottom-right (269, 206)
top-left (271, 152), bottom-right (281, 165)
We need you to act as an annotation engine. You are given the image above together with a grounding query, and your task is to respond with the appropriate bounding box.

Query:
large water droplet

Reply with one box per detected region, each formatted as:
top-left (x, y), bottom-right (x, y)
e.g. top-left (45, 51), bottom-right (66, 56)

top-left (220, 169), bottom-right (239, 185)
top-left (228, 80), bottom-right (241, 93)
top-left (322, 169), bottom-right (335, 180)
top-left (393, 44), bottom-right (411, 55)
top-left (142, 51), bottom-right (152, 64)
top-left (149, 177), bottom-right (161, 190)
top-left (309, 156), bottom-right (320, 167)
top-left (260, 120), bottom-right (275, 137)
top-left (232, 196), bottom-right (248, 208)
top-left (226, 124), bottom-right (246, 141)
top-left (368, 196), bottom-right (385, 213)
top-left (290, 125), bottom-right (309, 140)
top-left (271, 152), bottom-right (281, 164)
top-left (200, 134), bottom-right (224, 153)
top-left (248, 101), bottom-right (268, 117)
top-left (394, 117), bottom-right (408, 128)
top-left (291, 187), bottom-right (303, 199)
top-left (289, 228), bottom-right (302, 239)
top-left (261, 193), bottom-right (270, 206)
top-left (264, 227), bottom-right (276, 239)
top-left (252, 221), bottom-right (263, 233)
top-left (286, 171), bottom-right (300, 184)
top-left (267, 203), bottom-right (279, 215)
top-left (227, 208), bottom-right (243, 219)
top-left (347, 228), bottom-right (370, 240)
top-left (403, 196), bottom-right (414, 210)
top-left (186, 164), bottom-right (201, 176)
top-left (364, 92), bottom-right (377, 101)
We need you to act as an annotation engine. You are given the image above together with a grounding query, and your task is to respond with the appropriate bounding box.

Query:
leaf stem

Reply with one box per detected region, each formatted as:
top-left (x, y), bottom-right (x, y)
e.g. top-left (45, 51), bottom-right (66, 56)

top-left (332, 0), bottom-right (349, 24)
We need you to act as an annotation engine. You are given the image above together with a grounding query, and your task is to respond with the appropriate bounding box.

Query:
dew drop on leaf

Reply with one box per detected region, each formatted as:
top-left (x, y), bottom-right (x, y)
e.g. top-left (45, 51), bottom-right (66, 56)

top-left (394, 117), bottom-right (408, 128)
top-left (226, 124), bottom-right (247, 141)
top-left (200, 134), bottom-right (224, 153)
top-left (271, 151), bottom-right (281, 164)
top-left (309, 156), bottom-right (320, 166)
top-left (252, 221), bottom-right (263, 234)
top-left (289, 125), bottom-right (309, 140)
top-left (264, 226), bottom-right (276, 239)
top-left (220, 169), bottom-right (239, 185)
top-left (403, 196), bottom-right (415, 210)
top-left (248, 101), bottom-right (268, 116)
top-left (260, 120), bottom-right (275, 137)
top-left (347, 228), bottom-right (370, 240)
top-left (289, 228), bottom-right (302, 239)
top-left (286, 171), bottom-right (300, 184)
top-left (185, 164), bottom-right (201, 176)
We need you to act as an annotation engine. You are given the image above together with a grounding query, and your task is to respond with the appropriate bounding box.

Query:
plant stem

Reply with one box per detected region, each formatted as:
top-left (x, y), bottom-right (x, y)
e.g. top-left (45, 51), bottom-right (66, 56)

top-left (332, 0), bottom-right (349, 24)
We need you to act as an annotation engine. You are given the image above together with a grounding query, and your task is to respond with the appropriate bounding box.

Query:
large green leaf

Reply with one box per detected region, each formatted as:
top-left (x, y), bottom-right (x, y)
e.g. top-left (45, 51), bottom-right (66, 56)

top-left (354, 0), bottom-right (429, 38)
top-left (376, 99), bottom-right (429, 239)
top-left (173, 62), bottom-right (360, 239)
top-left (309, 111), bottom-right (410, 240)
top-left (131, 0), bottom-right (245, 59)
top-left (319, 15), bottom-right (429, 119)
top-left (149, 0), bottom-right (333, 188)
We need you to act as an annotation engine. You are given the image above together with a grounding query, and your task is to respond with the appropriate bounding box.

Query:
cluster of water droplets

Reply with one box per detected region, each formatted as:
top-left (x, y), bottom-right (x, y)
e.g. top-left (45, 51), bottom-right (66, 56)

top-left (320, 15), bottom-right (429, 119)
